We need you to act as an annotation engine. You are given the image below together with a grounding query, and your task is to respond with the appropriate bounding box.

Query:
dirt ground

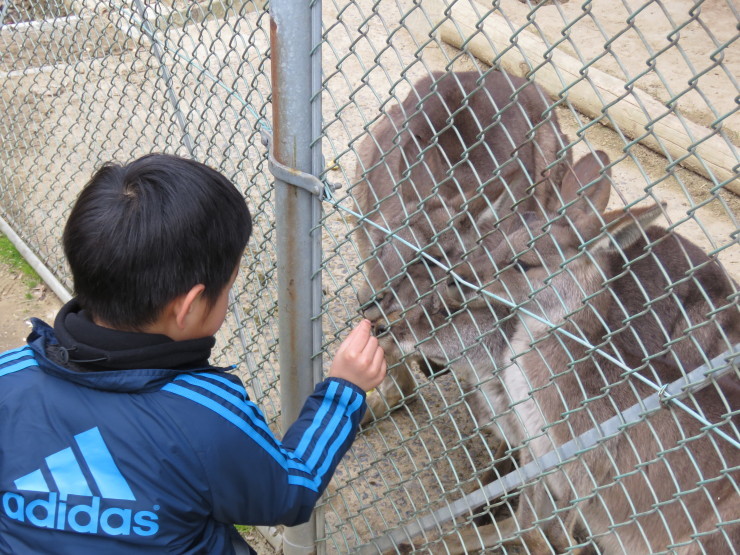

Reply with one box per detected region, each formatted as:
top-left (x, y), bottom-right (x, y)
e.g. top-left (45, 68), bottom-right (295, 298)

top-left (242, 529), bottom-right (279, 554)
top-left (0, 262), bottom-right (61, 352)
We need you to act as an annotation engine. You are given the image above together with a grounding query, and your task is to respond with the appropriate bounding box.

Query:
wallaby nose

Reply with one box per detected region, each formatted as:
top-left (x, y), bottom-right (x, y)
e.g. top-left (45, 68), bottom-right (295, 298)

top-left (372, 321), bottom-right (389, 336)
top-left (360, 296), bottom-right (383, 326)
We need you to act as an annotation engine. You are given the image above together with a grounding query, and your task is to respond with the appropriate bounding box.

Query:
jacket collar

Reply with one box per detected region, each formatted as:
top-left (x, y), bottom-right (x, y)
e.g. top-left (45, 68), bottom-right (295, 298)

top-left (25, 300), bottom-right (222, 392)
top-left (52, 298), bottom-right (215, 371)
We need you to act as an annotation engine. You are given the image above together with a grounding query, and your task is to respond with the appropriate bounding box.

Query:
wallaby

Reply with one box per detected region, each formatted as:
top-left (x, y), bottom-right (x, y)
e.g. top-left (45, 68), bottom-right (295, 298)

top-left (356, 154), bottom-right (615, 426)
top-left (429, 153), bottom-right (740, 553)
top-left (354, 69), bottom-right (573, 423)
top-left (354, 69), bottom-right (571, 280)
top-left (360, 154), bottom-right (625, 523)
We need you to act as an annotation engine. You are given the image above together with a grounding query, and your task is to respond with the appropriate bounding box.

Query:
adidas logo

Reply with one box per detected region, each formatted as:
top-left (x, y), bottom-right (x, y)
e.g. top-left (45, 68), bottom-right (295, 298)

top-left (2, 427), bottom-right (159, 537)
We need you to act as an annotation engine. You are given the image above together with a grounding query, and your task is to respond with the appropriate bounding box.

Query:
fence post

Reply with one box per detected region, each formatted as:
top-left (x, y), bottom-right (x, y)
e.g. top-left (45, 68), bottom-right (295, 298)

top-left (270, 0), bottom-right (324, 553)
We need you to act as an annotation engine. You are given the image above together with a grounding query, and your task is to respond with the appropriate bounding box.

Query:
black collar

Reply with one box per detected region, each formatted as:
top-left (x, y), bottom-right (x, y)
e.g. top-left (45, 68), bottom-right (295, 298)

top-left (52, 299), bottom-right (215, 371)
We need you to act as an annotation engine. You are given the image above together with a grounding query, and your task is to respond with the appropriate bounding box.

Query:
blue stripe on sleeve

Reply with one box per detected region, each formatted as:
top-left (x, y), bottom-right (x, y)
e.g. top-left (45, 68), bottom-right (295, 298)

top-left (0, 346), bottom-right (32, 364)
top-left (313, 393), bottom-right (365, 484)
top-left (305, 386), bottom-right (353, 469)
top-left (198, 372), bottom-right (246, 399)
top-left (163, 375), bottom-right (365, 491)
top-left (293, 380), bottom-right (339, 459)
top-left (173, 375), bottom-right (296, 460)
top-left (0, 358), bottom-right (37, 378)
top-left (177, 375), bottom-right (247, 409)
top-left (161, 382), bottom-right (319, 491)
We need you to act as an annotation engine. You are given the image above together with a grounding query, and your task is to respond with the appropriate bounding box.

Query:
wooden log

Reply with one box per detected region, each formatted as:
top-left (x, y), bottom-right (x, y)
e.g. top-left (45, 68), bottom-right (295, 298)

top-left (411, 0), bottom-right (739, 195)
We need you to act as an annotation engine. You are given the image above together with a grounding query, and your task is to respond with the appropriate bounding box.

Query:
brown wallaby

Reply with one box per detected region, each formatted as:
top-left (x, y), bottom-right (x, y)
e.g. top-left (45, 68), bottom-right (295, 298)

top-left (359, 153), bottom-right (624, 533)
top-left (359, 254), bottom-right (518, 442)
top-left (354, 69), bottom-right (571, 281)
top-left (354, 69), bottom-right (575, 424)
top-left (430, 153), bottom-right (740, 553)
top-left (357, 156), bottom-right (615, 427)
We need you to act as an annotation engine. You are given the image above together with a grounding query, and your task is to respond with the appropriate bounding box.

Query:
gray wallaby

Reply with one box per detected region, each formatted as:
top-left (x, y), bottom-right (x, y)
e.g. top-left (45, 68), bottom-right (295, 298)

top-left (354, 69), bottom-right (574, 423)
top-left (430, 152), bottom-right (740, 553)
top-left (354, 69), bottom-right (570, 281)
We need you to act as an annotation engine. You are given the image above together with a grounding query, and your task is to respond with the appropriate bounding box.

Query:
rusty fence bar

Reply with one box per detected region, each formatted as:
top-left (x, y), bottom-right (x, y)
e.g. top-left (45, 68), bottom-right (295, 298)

top-left (270, 0), bottom-right (326, 552)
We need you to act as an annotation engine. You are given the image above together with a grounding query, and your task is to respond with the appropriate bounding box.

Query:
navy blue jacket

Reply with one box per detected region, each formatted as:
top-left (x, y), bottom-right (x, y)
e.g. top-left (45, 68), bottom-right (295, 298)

top-left (0, 319), bottom-right (366, 553)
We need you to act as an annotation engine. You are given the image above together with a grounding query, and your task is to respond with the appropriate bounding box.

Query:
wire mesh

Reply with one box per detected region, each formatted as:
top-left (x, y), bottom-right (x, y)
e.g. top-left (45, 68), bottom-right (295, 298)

top-left (1, 0), bottom-right (738, 553)
top-left (0, 0), bottom-right (280, 418)
top-left (320, 0), bottom-right (738, 553)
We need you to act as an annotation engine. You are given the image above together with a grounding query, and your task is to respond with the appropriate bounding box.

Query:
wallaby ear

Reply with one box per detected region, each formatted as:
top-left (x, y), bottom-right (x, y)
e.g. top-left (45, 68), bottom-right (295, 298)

top-left (593, 203), bottom-right (665, 254)
top-left (560, 150), bottom-right (612, 214)
top-left (532, 115), bottom-right (570, 186)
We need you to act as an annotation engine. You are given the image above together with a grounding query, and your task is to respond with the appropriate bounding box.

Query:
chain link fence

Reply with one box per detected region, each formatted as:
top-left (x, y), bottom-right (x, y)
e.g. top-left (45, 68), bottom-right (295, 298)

top-left (1, 0), bottom-right (738, 553)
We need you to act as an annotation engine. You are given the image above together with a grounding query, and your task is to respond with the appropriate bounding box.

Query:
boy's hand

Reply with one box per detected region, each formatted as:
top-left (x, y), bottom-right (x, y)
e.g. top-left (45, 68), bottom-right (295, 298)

top-left (328, 319), bottom-right (387, 392)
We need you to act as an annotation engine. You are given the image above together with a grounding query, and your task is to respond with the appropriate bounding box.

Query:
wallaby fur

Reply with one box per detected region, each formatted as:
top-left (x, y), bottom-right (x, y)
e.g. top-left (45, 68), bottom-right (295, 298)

top-left (354, 69), bottom-right (576, 424)
top-left (360, 256), bottom-right (518, 441)
top-left (426, 155), bottom-right (740, 553)
top-left (354, 70), bottom-right (570, 280)
top-left (359, 153), bottom-right (614, 433)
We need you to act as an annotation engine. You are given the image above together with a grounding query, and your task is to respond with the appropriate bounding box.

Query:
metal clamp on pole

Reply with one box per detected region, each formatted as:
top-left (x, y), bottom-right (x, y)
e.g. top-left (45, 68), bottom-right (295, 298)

top-left (261, 130), bottom-right (340, 199)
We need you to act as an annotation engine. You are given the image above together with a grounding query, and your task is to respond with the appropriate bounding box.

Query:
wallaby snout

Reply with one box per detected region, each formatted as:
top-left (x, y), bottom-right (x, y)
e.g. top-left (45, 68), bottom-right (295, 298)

top-left (357, 287), bottom-right (390, 335)
top-left (370, 321), bottom-right (390, 337)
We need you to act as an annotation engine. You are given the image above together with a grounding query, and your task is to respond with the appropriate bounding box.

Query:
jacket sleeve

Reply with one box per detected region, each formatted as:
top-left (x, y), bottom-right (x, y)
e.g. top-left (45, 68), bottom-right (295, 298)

top-left (161, 372), bottom-right (366, 526)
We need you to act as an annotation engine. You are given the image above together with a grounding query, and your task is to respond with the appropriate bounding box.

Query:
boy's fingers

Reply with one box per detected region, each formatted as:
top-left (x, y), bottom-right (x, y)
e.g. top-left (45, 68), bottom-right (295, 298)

top-left (360, 333), bottom-right (380, 360)
top-left (341, 319), bottom-right (372, 352)
top-left (372, 348), bottom-right (386, 376)
top-left (368, 356), bottom-right (387, 389)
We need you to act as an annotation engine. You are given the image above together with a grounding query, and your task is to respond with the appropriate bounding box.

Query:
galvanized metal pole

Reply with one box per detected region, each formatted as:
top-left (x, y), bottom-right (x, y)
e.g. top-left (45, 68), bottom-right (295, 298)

top-left (309, 3), bottom-right (327, 552)
top-left (270, 0), bottom-right (324, 553)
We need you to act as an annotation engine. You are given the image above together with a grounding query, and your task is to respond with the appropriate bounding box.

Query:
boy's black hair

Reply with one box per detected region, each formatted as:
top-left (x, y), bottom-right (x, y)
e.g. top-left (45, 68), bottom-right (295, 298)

top-left (63, 153), bottom-right (252, 330)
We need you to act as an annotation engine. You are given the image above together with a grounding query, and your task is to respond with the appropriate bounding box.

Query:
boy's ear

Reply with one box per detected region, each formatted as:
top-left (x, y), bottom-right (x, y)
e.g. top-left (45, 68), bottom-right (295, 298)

top-left (174, 284), bottom-right (207, 330)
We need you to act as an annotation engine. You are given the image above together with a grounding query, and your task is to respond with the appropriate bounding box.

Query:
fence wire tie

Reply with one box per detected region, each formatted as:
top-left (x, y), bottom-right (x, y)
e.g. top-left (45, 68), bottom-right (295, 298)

top-left (657, 383), bottom-right (669, 404)
top-left (261, 131), bottom-right (340, 199)
top-left (361, 343), bottom-right (739, 554)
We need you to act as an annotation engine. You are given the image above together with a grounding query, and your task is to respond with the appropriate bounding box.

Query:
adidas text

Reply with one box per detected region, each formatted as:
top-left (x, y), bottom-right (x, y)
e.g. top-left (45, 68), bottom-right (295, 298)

top-left (2, 492), bottom-right (159, 536)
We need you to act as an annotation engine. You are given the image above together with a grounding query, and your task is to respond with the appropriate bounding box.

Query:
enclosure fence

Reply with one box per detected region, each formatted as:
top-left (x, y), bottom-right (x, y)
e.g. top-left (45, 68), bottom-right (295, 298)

top-left (1, 0), bottom-right (738, 553)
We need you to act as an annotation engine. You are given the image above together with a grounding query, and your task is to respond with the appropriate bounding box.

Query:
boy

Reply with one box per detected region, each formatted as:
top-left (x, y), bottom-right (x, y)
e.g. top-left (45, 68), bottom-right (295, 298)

top-left (0, 154), bottom-right (386, 554)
